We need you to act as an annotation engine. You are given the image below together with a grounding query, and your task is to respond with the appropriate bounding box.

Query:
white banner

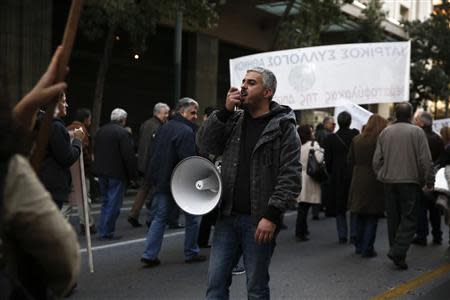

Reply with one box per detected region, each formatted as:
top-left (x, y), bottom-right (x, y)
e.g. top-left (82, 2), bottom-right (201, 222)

top-left (334, 102), bottom-right (373, 132)
top-left (229, 41), bottom-right (410, 110)
top-left (433, 118), bottom-right (450, 135)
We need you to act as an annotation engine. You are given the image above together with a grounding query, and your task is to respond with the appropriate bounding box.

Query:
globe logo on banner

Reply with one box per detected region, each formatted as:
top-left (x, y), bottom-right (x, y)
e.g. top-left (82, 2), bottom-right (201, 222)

top-left (288, 64), bottom-right (315, 92)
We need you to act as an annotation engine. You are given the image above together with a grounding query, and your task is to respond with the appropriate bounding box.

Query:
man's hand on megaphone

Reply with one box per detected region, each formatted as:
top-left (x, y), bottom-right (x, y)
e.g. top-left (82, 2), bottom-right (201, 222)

top-left (225, 87), bottom-right (241, 112)
top-left (255, 218), bottom-right (276, 244)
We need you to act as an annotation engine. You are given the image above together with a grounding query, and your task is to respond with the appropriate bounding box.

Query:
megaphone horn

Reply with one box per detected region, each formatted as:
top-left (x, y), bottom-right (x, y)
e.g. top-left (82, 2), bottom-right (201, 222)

top-left (171, 156), bottom-right (222, 215)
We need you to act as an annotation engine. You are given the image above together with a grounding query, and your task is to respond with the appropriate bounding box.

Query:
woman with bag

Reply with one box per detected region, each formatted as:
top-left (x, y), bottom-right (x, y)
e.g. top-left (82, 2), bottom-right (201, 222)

top-left (296, 124), bottom-right (324, 241)
top-left (348, 114), bottom-right (388, 258)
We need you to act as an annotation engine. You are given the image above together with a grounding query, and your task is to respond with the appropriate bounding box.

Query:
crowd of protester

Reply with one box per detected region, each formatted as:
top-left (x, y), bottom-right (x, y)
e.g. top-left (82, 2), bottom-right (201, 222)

top-left (2, 46), bottom-right (450, 300)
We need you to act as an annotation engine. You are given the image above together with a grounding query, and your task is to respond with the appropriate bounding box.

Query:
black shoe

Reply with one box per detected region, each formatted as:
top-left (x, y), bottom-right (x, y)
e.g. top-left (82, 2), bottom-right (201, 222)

top-left (339, 238), bottom-right (348, 244)
top-left (185, 254), bottom-right (207, 263)
top-left (312, 216), bottom-right (319, 220)
top-left (168, 223), bottom-right (185, 229)
top-left (296, 235), bottom-right (309, 242)
top-left (412, 237), bottom-right (427, 246)
top-left (141, 257), bottom-right (161, 268)
top-left (199, 244), bottom-right (212, 249)
top-left (433, 238), bottom-right (442, 245)
top-left (362, 251), bottom-right (377, 258)
top-left (127, 216), bottom-right (143, 228)
top-left (97, 235), bottom-right (122, 241)
top-left (387, 253), bottom-right (408, 270)
top-left (79, 224), bottom-right (97, 235)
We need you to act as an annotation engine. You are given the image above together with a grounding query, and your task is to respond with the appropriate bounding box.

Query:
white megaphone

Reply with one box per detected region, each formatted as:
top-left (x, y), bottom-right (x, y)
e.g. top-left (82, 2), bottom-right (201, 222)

top-left (170, 156), bottom-right (222, 215)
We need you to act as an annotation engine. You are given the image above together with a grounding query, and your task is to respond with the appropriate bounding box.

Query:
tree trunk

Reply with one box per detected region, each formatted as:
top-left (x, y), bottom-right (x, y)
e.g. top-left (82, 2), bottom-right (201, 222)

top-left (91, 24), bottom-right (116, 136)
top-left (271, 0), bottom-right (295, 50)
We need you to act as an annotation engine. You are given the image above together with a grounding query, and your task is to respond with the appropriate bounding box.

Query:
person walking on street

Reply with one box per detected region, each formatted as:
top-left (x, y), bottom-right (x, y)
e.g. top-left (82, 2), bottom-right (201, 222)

top-left (324, 111), bottom-right (359, 244)
top-left (412, 111), bottom-right (444, 245)
top-left (64, 108), bottom-right (96, 235)
top-left (128, 102), bottom-right (170, 228)
top-left (373, 102), bottom-right (434, 270)
top-left (348, 114), bottom-right (388, 258)
top-left (296, 124), bottom-right (323, 241)
top-left (140, 98), bottom-right (205, 267)
top-left (94, 108), bottom-right (137, 240)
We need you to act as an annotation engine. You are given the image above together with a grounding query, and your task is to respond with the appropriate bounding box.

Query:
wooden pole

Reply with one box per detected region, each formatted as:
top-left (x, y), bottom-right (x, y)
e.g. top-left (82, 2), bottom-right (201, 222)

top-left (79, 150), bottom-right (94, 273)
top-left (31, 0), bottom-right (84, 171)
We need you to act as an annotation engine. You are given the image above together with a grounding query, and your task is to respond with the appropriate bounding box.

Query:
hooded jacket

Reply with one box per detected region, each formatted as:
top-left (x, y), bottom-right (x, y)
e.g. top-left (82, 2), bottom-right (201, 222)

top-left (197, 101), bottom-right (301, 224)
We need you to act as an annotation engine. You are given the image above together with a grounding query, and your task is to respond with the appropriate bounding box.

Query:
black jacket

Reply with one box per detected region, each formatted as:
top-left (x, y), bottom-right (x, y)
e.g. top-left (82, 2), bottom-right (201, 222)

top-left (38, 118), bottom-right (82, 206)
top-left (324, 127), bottom-right (359, 215)
top-left (148, 114), bottom-right (197, 193)
top-left (93, 121), bottom-right (137, 181)
top-left (423, 126), bottom-right (444, 163)
top-left (197, 102), bottom-right (301, 225)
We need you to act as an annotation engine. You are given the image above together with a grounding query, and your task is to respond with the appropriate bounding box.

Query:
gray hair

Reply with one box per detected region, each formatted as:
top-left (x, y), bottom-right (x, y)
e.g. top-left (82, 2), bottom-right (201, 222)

top-left (175, 97), bottom-right (198, 113)
top-left (417, 111), bottom-right (433, 127)
top-left (153, 102), bottom-right (170, 115)
top-left (246, 67), bottom-right (277, 97)
top-left (111, 108), bottom-right (128, 122)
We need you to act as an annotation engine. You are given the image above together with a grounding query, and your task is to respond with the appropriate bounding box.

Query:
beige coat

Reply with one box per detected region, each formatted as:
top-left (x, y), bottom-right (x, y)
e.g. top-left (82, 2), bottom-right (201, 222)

top-left (2, 154), bottom-right (80, 297)
top-left (298, 141), bottom-right (323, 204)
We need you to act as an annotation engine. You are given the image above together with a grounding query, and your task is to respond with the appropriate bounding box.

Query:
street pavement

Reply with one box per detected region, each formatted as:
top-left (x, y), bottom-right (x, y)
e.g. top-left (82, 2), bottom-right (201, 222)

top-left (68, 191), bottom-right (450, 300)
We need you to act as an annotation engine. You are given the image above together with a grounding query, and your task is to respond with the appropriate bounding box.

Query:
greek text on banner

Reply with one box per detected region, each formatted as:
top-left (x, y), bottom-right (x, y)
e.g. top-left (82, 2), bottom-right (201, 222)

top-left (229, 41), bottom-right (410, 110)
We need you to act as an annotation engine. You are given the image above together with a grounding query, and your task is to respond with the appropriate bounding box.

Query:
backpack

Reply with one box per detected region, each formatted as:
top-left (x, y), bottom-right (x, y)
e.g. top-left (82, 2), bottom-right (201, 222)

top-left (306, 141), bottom-right (328, 183)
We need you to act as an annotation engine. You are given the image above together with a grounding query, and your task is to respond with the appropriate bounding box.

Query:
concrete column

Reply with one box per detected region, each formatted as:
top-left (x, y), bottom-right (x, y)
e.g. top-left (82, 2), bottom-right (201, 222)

top-left (0, 0), bottom-right (51, 102)
top-left (186, 33), bottom-right (218, 120)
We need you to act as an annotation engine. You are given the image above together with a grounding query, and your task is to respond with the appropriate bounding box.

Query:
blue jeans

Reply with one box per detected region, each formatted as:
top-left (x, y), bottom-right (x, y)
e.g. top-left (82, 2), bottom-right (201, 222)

top-left (354, 214), bottom-right (378, 255)
top-left (147, 194), bottom-right (182, 227)
top-left (206, 215), bottom-right (276, 300)
top-left (142, 192), bottom-right (200, 260)
top-left (336, 212), bottom-right (357, 241)
top-left (98, 177), bottom-right (125, 237)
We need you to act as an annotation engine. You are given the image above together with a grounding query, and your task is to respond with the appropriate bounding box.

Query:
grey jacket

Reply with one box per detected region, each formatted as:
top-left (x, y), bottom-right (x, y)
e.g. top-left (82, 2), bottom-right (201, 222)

top-left (373, 122), bottom-right (434, 186)
top-left (197, 102), bottom-right (301, 224)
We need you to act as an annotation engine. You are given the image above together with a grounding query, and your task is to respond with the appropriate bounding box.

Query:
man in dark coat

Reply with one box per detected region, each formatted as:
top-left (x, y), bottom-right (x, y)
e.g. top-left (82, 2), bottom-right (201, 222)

top-left (94, 108), bottom-right (137, 239)
top-left (198, 67), bottom-right (301, 299)
top-left (324, 111), bottom-right (359, 244)
top-left (39, 93), bottom-right (85, 209)
top-left (140, 98), bottom-right (205, 267)
top-left (314, 116), bottom-right (335, 219)
top-left (413, 111), bottom-right (444, 245)
top-left (128, 102), bottom-right (170, 227)
top-left (316, 116), bottom-right (335, 148)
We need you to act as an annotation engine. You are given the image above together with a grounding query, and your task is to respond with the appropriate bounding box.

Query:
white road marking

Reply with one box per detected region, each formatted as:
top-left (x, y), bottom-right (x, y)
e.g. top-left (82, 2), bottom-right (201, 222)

top-left (79, 211), bottom-right (297, 253)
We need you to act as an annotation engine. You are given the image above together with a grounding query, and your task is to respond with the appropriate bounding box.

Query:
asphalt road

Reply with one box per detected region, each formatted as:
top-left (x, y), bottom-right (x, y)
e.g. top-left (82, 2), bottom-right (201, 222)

top-left (68, 192), bottom-right (450, 300)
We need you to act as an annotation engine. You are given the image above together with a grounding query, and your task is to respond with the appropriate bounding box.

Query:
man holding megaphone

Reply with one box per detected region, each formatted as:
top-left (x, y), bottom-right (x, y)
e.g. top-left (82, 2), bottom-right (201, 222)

top-left (198, 67), bottom-right (301, 300)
